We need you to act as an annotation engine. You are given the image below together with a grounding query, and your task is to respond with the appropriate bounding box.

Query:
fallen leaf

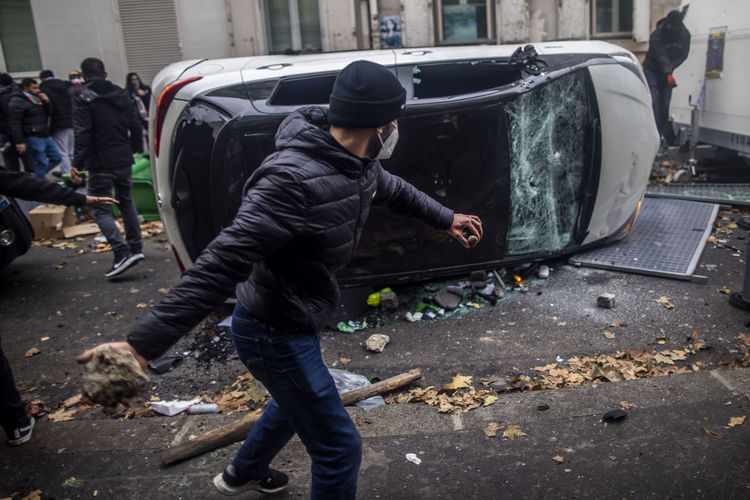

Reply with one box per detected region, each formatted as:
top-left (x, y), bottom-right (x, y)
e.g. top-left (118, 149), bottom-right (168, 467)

top-left (502, 425), bottom-right (526, 440)
top-left (339, 357), bottom-right (351, 365)
top-left (25, 348), bottom-right (41, 357)
top-left (728, 416), bottom-right (746, 427)
top-left (720, 286), bottom-right (731, 295)
top-left (707, 236), bottom-right (719, 245)
top-left (483, 422), bottom-right (504, 437)
top-left (603, 331), bottom-right (616, 339)
top-left (552, 455), bottom-right (564, 463)
top-left (506, 321), bottom-right (517, 326)
top-left (49, 407), bottom-right (77, 422)
top-left (136, 302), bottom-right (150, 308)
top-left (619, 401), bottom-right (636, 409)
top-left (40, 336), bottom-right (50, 341)
top-left (736, 333), bottom-right (750, 346)
top-left (444, 374), bottom-right (473, 390)
top-left (703, 426), bottom-right (721, 438)
top-left (482, 394), bottom-right (498, 406)
top-left (21, 489), bottom-right (42, 500)
top-left (62, 393), bottom-right (82, 408)
top-left (654, 353), bottom-right (674, 365)
top-left (654, 297), bottom-right (675, 309)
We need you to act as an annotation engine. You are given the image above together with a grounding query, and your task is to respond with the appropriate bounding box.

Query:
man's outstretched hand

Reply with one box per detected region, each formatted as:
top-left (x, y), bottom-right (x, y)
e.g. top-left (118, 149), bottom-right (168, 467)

top-left (447, 213), bottom-right (483, 249)
top-left (76, 342), bottom-right (148, 371)
top-left (83, 196), bottom-right (118, 207)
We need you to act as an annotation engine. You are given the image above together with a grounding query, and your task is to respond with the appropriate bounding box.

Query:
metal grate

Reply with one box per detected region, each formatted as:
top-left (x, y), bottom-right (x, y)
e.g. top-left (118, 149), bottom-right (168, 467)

top-left (646, 183), bottom-right (750, 207)
top-left (569, 197), bottom-right (718, 282)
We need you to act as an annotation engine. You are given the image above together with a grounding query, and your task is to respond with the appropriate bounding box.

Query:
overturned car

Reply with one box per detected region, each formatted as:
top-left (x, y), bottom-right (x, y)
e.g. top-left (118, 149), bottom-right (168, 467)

top-left (149, 42), bottom-right (658, 286)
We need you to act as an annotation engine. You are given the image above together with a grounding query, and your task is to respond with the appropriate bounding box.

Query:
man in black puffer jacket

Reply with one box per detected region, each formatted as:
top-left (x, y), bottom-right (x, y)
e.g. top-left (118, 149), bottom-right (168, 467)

top-left (7, 78), bottom-right (62, 179)
top-left (78, 60), bottom-right (482, 498)
top-left (70, 57), bottom-right (145, 279)
top-left (0, 73), bottom-right (33, 172)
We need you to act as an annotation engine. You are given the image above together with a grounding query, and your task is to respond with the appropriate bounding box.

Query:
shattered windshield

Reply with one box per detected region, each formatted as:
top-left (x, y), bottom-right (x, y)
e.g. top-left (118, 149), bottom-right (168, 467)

top-left (505, 71), bottom-right (589, 255)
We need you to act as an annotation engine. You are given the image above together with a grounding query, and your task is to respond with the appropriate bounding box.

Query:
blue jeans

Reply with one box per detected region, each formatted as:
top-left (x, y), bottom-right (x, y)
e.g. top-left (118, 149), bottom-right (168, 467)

top-left (87, 167), bottom-right (142, 258)
top-left (230, 304), bottom-right (361, 499)
top-left (26, 136), bottom-right (62, 179)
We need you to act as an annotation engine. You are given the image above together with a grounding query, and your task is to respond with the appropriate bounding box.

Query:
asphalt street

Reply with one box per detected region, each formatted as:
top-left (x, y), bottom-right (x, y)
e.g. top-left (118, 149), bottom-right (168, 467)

top-left (1, 203), bottom-right (750, 498)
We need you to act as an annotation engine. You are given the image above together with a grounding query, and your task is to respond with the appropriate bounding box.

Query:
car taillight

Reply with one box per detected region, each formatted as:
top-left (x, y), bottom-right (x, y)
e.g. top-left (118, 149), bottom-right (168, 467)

top-left (154, 76), bottom-right (202, 157)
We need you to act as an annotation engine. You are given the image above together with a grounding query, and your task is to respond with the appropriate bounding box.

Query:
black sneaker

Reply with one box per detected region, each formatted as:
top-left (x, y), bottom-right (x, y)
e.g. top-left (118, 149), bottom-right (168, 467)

top-left (105, 253), bottom-right (145, 278)
top-left (213, 464), bottom-right (288, 495)
top-left (7, 416), bottom-right (34, 446)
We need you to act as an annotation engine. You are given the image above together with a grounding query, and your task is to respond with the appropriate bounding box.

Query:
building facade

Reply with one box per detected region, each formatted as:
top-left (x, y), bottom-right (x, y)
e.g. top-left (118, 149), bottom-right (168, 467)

top-left (0, 0), bottom-right (680, 86)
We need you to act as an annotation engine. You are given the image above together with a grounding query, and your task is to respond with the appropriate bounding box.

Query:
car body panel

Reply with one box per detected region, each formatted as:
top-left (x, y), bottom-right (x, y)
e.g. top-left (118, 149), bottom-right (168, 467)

top-left (148, 42), bottom-right (658, 284)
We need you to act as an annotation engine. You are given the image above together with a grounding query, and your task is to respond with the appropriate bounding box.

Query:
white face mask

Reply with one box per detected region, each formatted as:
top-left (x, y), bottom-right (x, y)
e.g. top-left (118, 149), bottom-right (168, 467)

top-left (375, 122), bottom-right (399, 160)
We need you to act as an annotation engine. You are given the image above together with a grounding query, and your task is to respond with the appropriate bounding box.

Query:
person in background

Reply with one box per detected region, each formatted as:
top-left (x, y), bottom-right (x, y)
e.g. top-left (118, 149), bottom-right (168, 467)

top-left (7, 78), bottom-right (63, 179)
top-left (69, 70), bottom-right (84, 88)
top-left (70, 57), bottom-right (145, 279)
top-left (39, 70), bottom-right (75, 174)
top-left (0, 73), bottom-right (33, 172)
top-left (125, 72), bottom-right (151, 150)
top-left (0, 168), bottom-right (115, 446)
top-left (642, 9), bottom-right (691, 148)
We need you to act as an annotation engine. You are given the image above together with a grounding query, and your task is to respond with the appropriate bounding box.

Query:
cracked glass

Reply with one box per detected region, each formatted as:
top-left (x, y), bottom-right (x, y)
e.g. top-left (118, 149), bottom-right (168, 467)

top-left (505, 71), bottom-right (588, 255)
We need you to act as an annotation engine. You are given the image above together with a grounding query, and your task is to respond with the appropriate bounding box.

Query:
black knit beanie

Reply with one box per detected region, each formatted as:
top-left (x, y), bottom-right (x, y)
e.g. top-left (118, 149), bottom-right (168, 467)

top-left (328, 60), bottom-right (406, 128)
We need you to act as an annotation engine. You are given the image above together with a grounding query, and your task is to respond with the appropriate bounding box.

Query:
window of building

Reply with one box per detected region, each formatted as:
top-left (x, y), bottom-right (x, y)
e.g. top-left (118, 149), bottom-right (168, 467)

top-left (264, 0), bottom-right (322, 54)
top-left (436, 0), bottom-right (493, 43)
top-left (592, 0), bottom-right (634, 38)
top-left (0, 0), bottom-right (42, 74)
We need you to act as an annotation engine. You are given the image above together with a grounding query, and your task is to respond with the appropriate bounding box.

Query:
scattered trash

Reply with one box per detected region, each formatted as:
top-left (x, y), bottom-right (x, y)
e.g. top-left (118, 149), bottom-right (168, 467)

top-left (147, 355), bottom-right (183, 374)
top-left (728, 416), bottom-right (746, 427)
top-left (150, 398), bottom-right (202, 416)
top-left (337, 320), bottom-right (368, 333)
top-left (654, 296), bottom-right (675, 309)
top-left (603, 331), bottom-right (616, 339)
top-left (379, 291), bottom-right (399, 310)
top-left (329, 368), bottom-right (385, 410)
top-left (217, 315), bottom-right (232, 327)
top-left (405, 453), bottom-right (422, 465)
top-left (367, 287), bottom-right (393, 307)
top-left (597, 293), bottom-right (616, 309)
top-left (404, 311), bottom-right (423, 322)
top-left (81, 345), bottom-right (149, 407)
top-left (552, 455), bottom-right (564, 463)
top-left (602, 409), bottom-right (628, 423)
top-left (25, 347), bottom-right (41, 357)
top-left (365, 333), bottom-right (390, 353)
top-left (187, 403), bottom-right (219, 415)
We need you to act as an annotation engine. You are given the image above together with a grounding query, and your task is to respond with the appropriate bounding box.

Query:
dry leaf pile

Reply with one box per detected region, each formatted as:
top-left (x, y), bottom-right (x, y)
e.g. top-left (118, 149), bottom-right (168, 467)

top-left (206, 373), bottom-right (270, 414)
top-left (386, 374), bottom-right (499, 414)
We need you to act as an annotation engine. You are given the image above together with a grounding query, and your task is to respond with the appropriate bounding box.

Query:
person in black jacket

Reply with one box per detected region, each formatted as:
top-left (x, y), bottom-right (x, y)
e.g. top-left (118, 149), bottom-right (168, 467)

top-left (0, 73), bottom-right (33, 172)
top-left (7, 78), bottom-right (63, 179)
top-left (77, 60), bottom-right (483, 498)
top-left (642, 9), bottom-right (690, 147)
top-left (70, 57), bottom-right (145, 278)
top-left (39, 70), bottom-right (75, 174)
top-left (125, 72), bottom-right (151, 150)
top-left (0, 170), bottom-right (114, 446)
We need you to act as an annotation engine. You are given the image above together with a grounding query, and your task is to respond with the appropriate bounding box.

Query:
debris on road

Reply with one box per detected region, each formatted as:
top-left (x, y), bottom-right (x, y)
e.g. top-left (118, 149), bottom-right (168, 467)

top-left (502, 425), bottom-right (526, 439)
top-left (405, 453), bottom-right (422, 465)
top-left (602, 409), bottom-right (628, 423)
top-left (597, 293), bottom-right (615, 309)
top-left (654, 296), bottom-right (675, 309)
top-left (147, 355), bottom-right (183, 374)
top-left (25, 347), bottom-right (41, 357)
top-left (365, 333), bottom-right (390, 353)
top-left (483, 422), bottom-right (503, 437)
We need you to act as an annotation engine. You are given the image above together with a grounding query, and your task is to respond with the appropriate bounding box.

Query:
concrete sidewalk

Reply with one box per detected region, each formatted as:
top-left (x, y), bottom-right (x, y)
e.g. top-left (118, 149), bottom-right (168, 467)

top-left (2, 368), bottom-right (749, 499)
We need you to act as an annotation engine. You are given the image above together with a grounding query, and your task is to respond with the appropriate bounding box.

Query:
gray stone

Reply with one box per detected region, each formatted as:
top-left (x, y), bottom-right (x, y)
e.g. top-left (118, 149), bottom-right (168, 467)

top-left (379, 291), bottom-right (399, 310)
top-left (469, 270), bottom-right (487, 282)
top-left (365, 333), bottom-right (390, 353)
top-left (597, 293), bottom-right (616, 309)
top-left (434, 291), bottom-right (461, 310)
top-left (81, 345), bottom-right (149, 406)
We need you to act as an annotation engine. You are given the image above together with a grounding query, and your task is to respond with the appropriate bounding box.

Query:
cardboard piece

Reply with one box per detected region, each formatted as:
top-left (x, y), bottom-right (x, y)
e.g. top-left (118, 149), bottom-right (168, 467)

top-left (28, 204), bottom-right (100, 240)
top-left (62, 222), bottom-right (100, 238)
top-left (27, 204), bottom-right (70, 240)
